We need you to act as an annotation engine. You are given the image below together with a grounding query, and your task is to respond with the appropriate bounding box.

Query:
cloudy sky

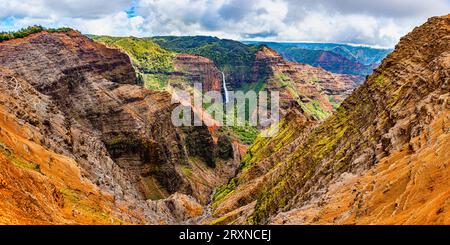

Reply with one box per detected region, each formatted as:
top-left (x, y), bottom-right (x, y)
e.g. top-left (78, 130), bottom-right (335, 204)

top-left (1, 0), bottom-right (449, 47)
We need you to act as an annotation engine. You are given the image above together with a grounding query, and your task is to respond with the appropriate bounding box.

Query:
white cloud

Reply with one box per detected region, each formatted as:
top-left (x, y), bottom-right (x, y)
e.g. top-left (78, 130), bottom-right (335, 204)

top-left (0, 0), bottom-right (131, 19)
top-left (1, 0), bottom-right (449, 47)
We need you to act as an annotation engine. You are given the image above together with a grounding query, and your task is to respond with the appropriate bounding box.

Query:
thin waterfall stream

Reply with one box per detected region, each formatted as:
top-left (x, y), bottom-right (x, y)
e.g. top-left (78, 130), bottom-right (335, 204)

top-left (221, 71), bottom-right (229, 103)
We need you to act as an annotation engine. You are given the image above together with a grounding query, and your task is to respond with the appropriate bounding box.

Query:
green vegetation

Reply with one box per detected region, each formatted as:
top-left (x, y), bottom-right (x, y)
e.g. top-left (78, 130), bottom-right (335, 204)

top-left (275, 72), bottom-right (300, 98)
top-left (210, 93), bottom-right (353, 223)
top-left (273, 71), bottom-right (331, 120)
top-left (60, 187), bottom-right (121, 223)
top-left (10, 155), bottom-right (41, 172)
top-left (89, 35), bottom-right (265, 145)
top-left (276, 72), bottom-right (291, 83)
top-left (273, 69), bottom-right (339, 120)
top-left (249, 96), bottom-right (364, 223)
top-left (92, 36), bottom-right (176, 73)
top-left (142, 73), bottom-right (169, 91)
top-left (211, 115), bottom-right (299, 210)
top-left (210, 215), bottom-right (230, 225)
top-left (226, 110), bottom-right (259, 146)
top-left (92, 36), bottom-right (176, 90)
top-left (329, 96), bottom-right (340, 110)
top-left (179, 165), bottom-right (193, 176)
top-left (60, 188), bottom-right (80, 203)
top-left (141, 176), bottom-right (167, 200)
top-left (0, 142), bottom-right (41, 173)
top-left (152, 36), bottom-right (259, 86)
top-left (0, 25), bottom-right (73, 42)
top-left (304, 99), bottom-right (330, 120)
top-left (104, 135), bottom-right (140, 148)
top-left (239, 79), bottom-right (266, 93)
top-left (202, 93), bottom-right (259, 145)
top-left (372, 74), bottom-right (387, 88)
top-left (238, 116), bottom-right (296, 171)
top-left (230, 124), bottom-right (259, 145)
top-left (212, 178), bottom-right (237, 208)
top-left (47, 27), bottom-right (73, 33)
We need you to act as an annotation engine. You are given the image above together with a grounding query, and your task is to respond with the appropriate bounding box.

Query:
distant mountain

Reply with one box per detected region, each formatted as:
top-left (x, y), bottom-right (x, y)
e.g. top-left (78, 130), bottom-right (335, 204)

top-left (245, 41), bottom-right (392, 65)
top-left (271, 46), bottom-right (373, 76)
top-left (244, 41), bottom-right (392, 76)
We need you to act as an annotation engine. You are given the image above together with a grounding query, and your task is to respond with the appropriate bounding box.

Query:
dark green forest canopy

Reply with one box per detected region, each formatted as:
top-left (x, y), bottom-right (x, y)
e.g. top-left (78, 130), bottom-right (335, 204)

top-left (0, 25), bottom-right (73, 42)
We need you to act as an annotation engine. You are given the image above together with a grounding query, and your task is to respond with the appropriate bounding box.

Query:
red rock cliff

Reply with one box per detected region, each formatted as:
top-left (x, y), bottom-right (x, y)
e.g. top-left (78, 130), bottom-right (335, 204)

top-left (0, 31), bottom-right (225, 224)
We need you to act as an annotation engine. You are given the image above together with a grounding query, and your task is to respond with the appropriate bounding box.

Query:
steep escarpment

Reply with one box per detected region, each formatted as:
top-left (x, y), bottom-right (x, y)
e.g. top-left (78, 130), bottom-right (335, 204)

top-left (91, 36), bottom-right (248, 169)
top-left (95, 35), bottom-right (364, 122)
top-left (91, 36), bottom-right (223, 93)
top-left (170, 54), bottom-right (222, 92)
top-left (252, 46), bottom-right (363, 119)
top-left (0, 31), bottom-right (238, 223)
top-left (89, 36), bottom-right (175, 91)
top-left (0, 30), bottom-right (188, 200)
top-left (209, 104), bottom-right (317, 224)
top-left (0, 67), bottom-right (156, 224)
top-left (213, 15), bottom-right (450, 224)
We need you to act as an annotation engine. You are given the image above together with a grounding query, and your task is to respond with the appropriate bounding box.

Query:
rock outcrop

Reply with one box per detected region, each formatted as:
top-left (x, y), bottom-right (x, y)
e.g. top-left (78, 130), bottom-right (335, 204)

top-left (211, 14), bottom-right (450, 225)
top-left (171, 54), bottom-right (222, 92)
top-left (216, 135), bottom-right (234, 160)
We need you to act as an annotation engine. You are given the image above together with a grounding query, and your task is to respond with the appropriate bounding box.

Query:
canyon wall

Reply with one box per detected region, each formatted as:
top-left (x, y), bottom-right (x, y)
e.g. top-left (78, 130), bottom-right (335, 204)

top-left (211, 15), bottom-right (450, 225)
top-left (252, 46), bottom-right (363, 119)
top-left (0, 31), bottom-right (239, 224)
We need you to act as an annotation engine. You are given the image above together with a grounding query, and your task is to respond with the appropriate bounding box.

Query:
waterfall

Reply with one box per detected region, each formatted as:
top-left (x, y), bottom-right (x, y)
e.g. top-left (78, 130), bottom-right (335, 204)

top-left (221, 71), bottom-right (229, 103)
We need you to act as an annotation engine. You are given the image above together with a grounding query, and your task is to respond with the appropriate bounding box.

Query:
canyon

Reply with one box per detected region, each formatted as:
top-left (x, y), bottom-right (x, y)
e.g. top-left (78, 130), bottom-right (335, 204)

top-left (0, 14), bottom-right (448, 225)
top-left (0, 31), bottom-right (239, 224)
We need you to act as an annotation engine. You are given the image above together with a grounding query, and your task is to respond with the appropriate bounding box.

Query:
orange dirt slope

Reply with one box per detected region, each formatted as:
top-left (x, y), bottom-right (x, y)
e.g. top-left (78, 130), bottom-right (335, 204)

top-left (0, 95), bottom-right (143, 225)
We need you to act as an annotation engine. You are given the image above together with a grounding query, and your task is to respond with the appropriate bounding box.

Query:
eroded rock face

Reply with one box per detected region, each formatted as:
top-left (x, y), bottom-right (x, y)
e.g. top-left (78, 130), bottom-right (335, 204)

top-left (0, 31), bottom-right (236, 224)
top-left (212, 15), bottom-right (450, 225)
top-left (183, 125), bottom-right (216, 168)
top-left (170, 54), bottom-right (222, 92)
top-left (209, 104), bottom-right (318, 222)
top-left (217, 135), bottom-right (233, 160)
top-left (0, 67), bottom-right (146, 224)
top-left (0, 31), bottom-right (191, 200)
top-left (252, 46), bottom-right (363, 119)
